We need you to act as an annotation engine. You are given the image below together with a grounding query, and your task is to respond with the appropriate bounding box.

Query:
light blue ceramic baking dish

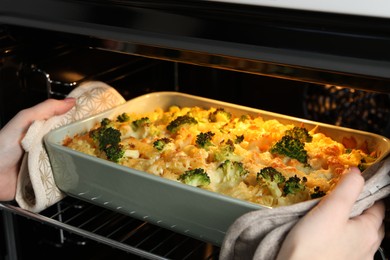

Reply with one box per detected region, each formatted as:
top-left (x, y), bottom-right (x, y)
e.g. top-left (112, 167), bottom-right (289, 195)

top-left (44, 91), bottom-right (390, 245)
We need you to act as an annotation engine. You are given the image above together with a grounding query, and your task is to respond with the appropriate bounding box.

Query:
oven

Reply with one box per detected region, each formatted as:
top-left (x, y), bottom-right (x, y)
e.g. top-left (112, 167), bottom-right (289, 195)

top-left (0, 1), bottom-right (390, 259)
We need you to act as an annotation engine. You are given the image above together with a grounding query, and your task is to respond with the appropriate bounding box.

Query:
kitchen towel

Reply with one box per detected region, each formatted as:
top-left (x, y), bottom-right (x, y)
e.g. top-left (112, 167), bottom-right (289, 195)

top-left (219, 155), bottom-right (390, 260)
top-left (16, 81), bottom-right (126, 213)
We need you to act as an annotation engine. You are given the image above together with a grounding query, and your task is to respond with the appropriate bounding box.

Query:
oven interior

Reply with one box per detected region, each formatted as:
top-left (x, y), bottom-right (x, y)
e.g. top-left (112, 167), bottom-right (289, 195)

top-left (0, 23), bottom-right (390, 259)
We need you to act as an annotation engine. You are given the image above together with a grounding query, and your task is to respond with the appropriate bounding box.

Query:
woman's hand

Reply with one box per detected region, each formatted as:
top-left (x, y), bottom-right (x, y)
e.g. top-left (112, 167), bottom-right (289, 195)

top-left (277, 167), bottom-right (385, 260)
top-left (0, 98), bottom-right (76, 201)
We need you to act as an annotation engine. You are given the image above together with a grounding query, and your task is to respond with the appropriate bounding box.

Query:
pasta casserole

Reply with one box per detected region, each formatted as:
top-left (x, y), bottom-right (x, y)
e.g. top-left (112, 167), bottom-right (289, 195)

top-left (64, 105), bottom-right (376, 207)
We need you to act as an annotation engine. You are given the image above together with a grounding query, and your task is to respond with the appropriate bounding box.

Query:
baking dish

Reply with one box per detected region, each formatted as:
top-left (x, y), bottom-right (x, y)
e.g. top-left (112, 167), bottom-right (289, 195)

top-left (44, 91), bottom-right (390, 245)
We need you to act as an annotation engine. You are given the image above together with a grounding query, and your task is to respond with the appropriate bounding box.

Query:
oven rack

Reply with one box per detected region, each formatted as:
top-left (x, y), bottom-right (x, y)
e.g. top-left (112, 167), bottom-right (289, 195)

top-left (0, 196), bottom-right (220, 260)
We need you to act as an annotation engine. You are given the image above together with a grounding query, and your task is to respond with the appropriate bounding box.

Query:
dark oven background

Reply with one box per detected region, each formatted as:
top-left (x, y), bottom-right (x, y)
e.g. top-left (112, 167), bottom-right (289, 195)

top-left (1, 23), bottom-right (390, 260)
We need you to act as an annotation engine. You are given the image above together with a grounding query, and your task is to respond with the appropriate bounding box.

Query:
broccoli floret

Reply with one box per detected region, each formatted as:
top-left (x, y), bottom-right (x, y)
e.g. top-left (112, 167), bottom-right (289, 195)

top-left (257, 168), bottom-right (308, 198)
top-left (285, 126), bottom-right (312, 143)
top-left (97, 127), bottom-right (121, 150)
top-left (257, 167), bottom-right (286, 184)
top-left (117, 112), bottom-right (130, 122)
top-left (311, 186), bottom-right (326, 199)
top-left (283, 175), bottom-right (307, 195)
top-left (235, 134), bottom-right (244, 144)
top-left (100, 118), bottom-right (111, 127)
top-left (209, 108), bottom-right (232, 123)
top-left (90, 119), bottom-right (119, 149)
top-left (217, 160), bottom-right (248, 184)
top-left (166, 115), bottom-right (198, 133)
top-left (239, 114), bottom-right (251, 122)
top-left (196, 131), bottom-right (215, 149)
top-left (90, 127), bottom-right (104, 143)
top-left (131, 117), bottom-right (151, 131)
top-left (104, 143), bottom-right (125, 162)
top-left (357, 153), bottom-right (377, 172)
top-left (270, 127), bottom-right (312, 164)
top-left (89, 119), bottom-right (124, 162)
top-left (177, 168), bottom-right (211, 187)
top-left (358, 163), bottom-right (366, 172)
top-left (214, 139), bottom-right (239, 162)
top-left (257, 167), bottom-right (286, 197)
top-left (153, 137), bottom-right (172, 151)
top-left (270, 135), bottom-right (308, 164)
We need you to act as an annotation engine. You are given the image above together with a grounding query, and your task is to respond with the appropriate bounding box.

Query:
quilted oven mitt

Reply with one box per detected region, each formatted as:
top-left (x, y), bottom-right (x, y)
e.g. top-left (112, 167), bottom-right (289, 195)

top-left (219, 156), bottom-right (390, 260)
top-left (15, 81), bottom-right (126, 213)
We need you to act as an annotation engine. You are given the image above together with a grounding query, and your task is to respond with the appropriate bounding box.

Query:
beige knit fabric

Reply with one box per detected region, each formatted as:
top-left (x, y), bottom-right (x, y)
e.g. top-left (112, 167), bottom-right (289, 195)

top-left (16, 81), bottom-right (125, 212)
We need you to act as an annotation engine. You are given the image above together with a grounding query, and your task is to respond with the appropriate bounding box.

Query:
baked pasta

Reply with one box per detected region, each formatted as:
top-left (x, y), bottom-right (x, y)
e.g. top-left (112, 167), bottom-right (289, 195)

top-left (63, 106), bottom-right (377, 207)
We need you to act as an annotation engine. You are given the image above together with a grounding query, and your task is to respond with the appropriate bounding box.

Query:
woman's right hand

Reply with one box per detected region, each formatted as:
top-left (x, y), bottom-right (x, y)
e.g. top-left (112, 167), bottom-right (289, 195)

top-left (277, 167), bottom-right (385, 260)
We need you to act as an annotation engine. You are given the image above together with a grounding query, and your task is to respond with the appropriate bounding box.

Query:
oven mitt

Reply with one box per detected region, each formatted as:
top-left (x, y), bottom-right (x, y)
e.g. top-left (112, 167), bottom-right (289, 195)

top-left (15, 81), bottom-right (126, 213)
top-left (219, 156), bottom-right (390, 260)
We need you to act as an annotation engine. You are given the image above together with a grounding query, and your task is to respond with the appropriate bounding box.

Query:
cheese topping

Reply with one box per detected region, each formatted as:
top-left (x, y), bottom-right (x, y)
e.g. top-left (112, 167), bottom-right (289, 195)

top-left (64, 106), bottom-right (376, 207)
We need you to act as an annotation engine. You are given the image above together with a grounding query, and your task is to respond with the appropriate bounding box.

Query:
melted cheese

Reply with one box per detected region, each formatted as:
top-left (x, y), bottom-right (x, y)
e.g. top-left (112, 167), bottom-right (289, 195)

top-left (64, 106), bottom-right (375, 207)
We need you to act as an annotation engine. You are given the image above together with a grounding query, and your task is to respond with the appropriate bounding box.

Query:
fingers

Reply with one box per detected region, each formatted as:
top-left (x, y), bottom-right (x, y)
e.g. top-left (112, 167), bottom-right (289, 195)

top-left (4, 98), bottom-right (76, 133)
top-left (35, 97), bottom-right (76, 117)
top-left (20, 98), bottom-right (76, 125)
top-left (0, 98), bottom-right (76, 149)
top-left (351, 201), bottom-right (386, 256)
top-left (356, 200), bottom-right (386, 249)
top-left (361, 200), bottom-right (386, 247)
top-left (311, 167), bottom-right (365, 222)
top-left (359, 200), bottom-right (386, 230)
